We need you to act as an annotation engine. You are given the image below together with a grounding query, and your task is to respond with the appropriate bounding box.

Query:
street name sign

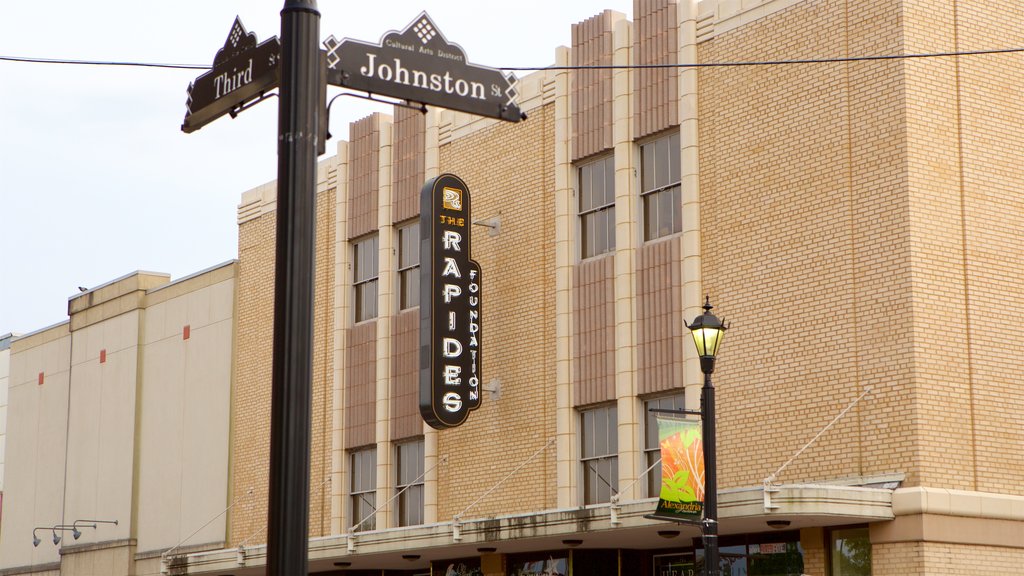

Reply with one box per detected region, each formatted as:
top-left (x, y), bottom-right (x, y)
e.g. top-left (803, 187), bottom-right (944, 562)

top-left (182, 18), bottom-right (282, 133)
top-left (323, 12), bottom-right (524, 122)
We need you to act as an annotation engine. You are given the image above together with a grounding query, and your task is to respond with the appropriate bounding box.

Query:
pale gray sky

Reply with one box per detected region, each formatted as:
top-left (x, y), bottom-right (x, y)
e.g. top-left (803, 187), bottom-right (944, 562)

top-left (0, 0), bottom-right (634, 335)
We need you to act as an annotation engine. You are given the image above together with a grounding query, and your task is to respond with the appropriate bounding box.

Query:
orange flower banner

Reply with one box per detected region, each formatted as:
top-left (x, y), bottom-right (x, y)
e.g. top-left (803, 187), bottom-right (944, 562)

top-left (654, 415), bottom-right (704, 520)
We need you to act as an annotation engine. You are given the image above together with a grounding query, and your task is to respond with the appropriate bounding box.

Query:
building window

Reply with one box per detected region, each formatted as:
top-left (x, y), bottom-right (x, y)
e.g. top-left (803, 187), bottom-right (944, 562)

top-left (640, 132), bottom-right (681, 241)
top-left (353, 234), bottom-right (379, 322)
top-left (397, 221), bottom-right (420, 311)
top-left (692, 532), bottom-right (805, 575)
top-left (578, 155), bottom-right (616, 259)
top-left (395, 439), bottom-right (425, 526)
top-left (350, 447), bottom-right (376, 532)
top-left (643, 393), bottom-right (685, 498)
top-left (580, 404), bottom-right (618, 504)
top-left (829, 526), bottom-right (871, 576)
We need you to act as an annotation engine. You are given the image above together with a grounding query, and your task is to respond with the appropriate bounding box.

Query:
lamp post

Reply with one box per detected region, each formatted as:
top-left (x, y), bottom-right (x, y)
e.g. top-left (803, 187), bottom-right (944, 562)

top-left (687, 296), bottom-right (728, 576)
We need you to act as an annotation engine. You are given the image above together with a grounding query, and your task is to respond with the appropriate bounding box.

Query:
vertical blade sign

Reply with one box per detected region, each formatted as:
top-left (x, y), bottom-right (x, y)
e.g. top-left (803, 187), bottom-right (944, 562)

top-left (420, 174), bottom-right (482, 429)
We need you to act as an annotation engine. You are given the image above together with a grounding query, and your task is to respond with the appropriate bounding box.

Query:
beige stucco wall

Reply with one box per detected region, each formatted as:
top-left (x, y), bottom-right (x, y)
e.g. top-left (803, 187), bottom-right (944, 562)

top-left (63, 310), bottom-right (140, 545)
top-left (0, 337), bottom-right (11, 493)
top-left (0, 324), bottom-right (70, 571)
top-left (135, 268), bottom-right (235, 554)
top-left (0, 265), bottom-right (237, 575)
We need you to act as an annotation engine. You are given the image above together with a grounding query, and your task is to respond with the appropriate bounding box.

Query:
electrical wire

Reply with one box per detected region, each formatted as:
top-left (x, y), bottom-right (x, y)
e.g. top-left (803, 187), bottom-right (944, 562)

top-left (3, 45), bottom-right (1024, 73)
top-left (0, 55), bottom-right (208, 69)
top-left (504, 46), bottom-right (1024, 71)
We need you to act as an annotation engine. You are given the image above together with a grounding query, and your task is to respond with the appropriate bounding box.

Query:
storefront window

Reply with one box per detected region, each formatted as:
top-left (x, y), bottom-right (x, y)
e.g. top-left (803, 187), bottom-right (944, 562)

top-left (690, 532), bottom-right (804, 576)
top-left (749, 541), bottom-right (805, 576)
top-left (654, 552), bottom-right (696, 576)
top-left (433, 557), bottom-right (482, 576)
top-left (507, 552), bottom-right (568, 576)
top-left (829, 526), bottom-right (871, 576)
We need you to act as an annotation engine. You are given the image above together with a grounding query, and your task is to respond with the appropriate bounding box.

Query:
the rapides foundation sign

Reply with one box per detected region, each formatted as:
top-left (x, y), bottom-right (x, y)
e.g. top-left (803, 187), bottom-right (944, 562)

top-left (323, 12), bottom-right (524, 122)
top-left (420, 174), bottom-right (482, 429)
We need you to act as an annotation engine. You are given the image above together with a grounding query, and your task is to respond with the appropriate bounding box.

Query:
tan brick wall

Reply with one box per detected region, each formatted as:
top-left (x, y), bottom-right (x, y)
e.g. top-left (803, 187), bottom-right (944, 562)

top-left (919, 542), bottom-right (1024, 575)
top-left (228, 186), bottom-right (335, 545)
top-left (873, 541), bottom-right (1024, 576)
top-left (699, 0), bottom-right (910, 489)
top-left (872, 541), bottom-right (926, 576)
top-left (435, 102), bottom-right (557, 520)
top-left (799, 527), bottom-right (826, 576)
top-left (698, 0), bottom-right (1024, 496)
top-left (933, 0), bottom-right (1024, 495)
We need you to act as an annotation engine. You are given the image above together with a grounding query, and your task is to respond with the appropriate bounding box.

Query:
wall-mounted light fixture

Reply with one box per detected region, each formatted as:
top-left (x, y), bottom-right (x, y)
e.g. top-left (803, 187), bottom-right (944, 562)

top-left (32, 526), bottom-right (77, 547)
top-left (75, 518), bottom-right (119, 530)
top-left (562, 539), bottom-right (583, 548)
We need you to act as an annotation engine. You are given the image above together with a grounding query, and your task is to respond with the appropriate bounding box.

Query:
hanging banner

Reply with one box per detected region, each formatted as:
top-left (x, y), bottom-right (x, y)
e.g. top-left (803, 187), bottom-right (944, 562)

top-left (654, 415), bottom-right (705, 520)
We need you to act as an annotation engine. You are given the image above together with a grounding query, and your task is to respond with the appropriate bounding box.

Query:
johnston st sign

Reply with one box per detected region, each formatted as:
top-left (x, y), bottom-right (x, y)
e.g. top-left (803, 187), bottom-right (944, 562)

top-left (420, 174), bottom-right (482, 429)
top-left (182, 18), bottom-right (281, 133)
top-left (323, 12), bottom-right (525, 122)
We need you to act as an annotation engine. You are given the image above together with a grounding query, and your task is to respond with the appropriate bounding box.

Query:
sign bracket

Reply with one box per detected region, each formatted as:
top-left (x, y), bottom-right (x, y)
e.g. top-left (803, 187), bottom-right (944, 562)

top-left (229, 91), bottom-right (278, 119)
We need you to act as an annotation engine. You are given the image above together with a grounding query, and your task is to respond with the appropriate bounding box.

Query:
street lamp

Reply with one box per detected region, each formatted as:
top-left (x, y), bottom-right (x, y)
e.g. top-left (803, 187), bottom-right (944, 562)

top-left (687, 296), bottom-right (728, 576)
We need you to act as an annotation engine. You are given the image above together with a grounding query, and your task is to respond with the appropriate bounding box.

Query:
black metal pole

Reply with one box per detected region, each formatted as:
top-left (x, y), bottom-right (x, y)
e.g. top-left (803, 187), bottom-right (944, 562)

top-left (702, 372), bottom-right (719, 576)
top-left (267, 2), bottom-right (320, 576)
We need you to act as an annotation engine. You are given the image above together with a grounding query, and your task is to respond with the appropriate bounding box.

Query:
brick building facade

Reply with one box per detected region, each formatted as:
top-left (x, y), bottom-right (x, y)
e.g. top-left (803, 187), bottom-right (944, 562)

top-left (3, 1), bottom-right (1024, 575)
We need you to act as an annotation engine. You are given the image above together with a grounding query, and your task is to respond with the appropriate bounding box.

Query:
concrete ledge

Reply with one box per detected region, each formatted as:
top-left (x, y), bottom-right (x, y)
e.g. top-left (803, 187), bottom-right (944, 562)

top-left (0, 562), bottom-right (61, 576)
top-left (59, 538), bottom-right (136, 555)
top-left (177, 484), bottom-right (895, 574)
top-left (872, 513), bottom-right (1024, 549)
top-left (892, 487), bottom-right (1024, 521)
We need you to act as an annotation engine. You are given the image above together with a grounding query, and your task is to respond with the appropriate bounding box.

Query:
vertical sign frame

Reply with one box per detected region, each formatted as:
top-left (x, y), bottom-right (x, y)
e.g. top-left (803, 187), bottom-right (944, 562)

top-left (420, 174), bottom-right (482, 429)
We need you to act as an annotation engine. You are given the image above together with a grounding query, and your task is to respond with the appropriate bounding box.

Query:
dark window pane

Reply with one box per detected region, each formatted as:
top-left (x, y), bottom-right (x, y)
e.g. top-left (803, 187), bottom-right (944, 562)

top-left (396, 440), bottom-right (425, 527)
top-left (578, 166), bottom-right (589, 212)
top-left (659, 187), bottom-right (674, 237)
top-left (594, 408), bottom-right (608, 456)
top-left (606, 406), bottom-right (618, 452)
top-left (643, 194), bottom-right (656, 241)
top-left (647, 450), bottom-right (661, 498)
top-left (604, 156), bottom-right (615, 206)
top-left (672, 186), bottom-right (682, 236)
top-left (607, 206), bottom-right (616, 251)
top-left (655, 135), bottom-right (670, 188)
top-left (831, 527), bottom-right (871, 576)
top-left (642, 143), bottom-right (655, 192)
top-left (669, 132), bottom-right (681, 183)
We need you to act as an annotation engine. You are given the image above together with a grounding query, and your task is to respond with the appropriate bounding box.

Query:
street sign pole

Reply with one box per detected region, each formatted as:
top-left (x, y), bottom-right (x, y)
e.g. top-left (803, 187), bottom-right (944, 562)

top-left (267, 1), bottom-right (320, 575)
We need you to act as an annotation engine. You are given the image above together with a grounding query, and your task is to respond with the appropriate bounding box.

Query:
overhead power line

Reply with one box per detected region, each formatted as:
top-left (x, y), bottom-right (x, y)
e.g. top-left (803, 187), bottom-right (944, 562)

top-left (505, 46), bottom-right (1024, 71)
top-left (2, 45), bottom-right (1023, 72)
top-left (0, 55), bottom-right (207, 70)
